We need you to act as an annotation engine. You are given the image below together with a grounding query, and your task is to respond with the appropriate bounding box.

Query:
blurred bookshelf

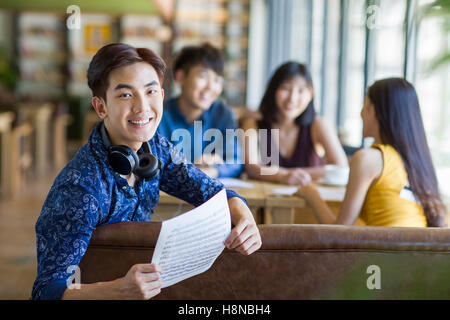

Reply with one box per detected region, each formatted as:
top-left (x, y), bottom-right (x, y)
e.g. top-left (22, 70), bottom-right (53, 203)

top-left (15, 11), bottom-right (66, 100)
top-left (67, 13), bottom-right (119, 97)
top-left (5, 0), bottom-right (253, 146)
top-left (120, 14), bottom-right (164, 55)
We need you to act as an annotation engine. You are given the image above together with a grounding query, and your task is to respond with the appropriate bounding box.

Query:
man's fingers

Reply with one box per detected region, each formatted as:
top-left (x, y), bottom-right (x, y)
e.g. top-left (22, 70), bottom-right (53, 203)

top-left (141, 278), bottom-right (162, 291)
top-left (142, 286), bottom-right (162, 300)
top-left (139, 271), bottom-right (161, 283)
top-left (135, 263), bottom-right (161, 274)
top-left (229, 224), bottom-right (253, 249)
top-left (225, 219), bottom-right (249, 248)
top-left (235, 237), bottom-right (262, 255)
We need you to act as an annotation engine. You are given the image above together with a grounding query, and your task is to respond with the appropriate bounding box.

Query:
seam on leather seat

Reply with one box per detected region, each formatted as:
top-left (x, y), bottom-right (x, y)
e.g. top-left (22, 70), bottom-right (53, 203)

top-left (84, 246), bottom-right (450, 254)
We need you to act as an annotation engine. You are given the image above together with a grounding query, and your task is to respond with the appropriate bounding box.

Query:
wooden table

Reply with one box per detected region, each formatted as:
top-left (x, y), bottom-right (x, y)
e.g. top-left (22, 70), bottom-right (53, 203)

top-left (155, 180), bottom-right (267, 223)
top-left (154, 179), bottom-right (359, 225)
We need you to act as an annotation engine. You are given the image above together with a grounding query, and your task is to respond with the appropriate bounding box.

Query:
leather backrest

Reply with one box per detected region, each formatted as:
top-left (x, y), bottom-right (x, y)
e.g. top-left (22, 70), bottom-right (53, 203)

top-left (79, 222), bottom-right (450, 299)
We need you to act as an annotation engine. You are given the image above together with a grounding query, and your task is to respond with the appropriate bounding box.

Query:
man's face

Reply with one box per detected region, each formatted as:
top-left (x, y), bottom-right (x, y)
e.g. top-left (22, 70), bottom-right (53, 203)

top-left (177, 65), bottom-right (223, 111)
top-left (93, 62), bottom-right (164, 151)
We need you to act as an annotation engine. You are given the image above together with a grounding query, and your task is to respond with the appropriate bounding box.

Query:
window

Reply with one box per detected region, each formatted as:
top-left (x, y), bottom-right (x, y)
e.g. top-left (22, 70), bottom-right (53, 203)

top-left (340, 0), bottom-right (366, 147)
top-left (415, 0), bottom-right (450, 200)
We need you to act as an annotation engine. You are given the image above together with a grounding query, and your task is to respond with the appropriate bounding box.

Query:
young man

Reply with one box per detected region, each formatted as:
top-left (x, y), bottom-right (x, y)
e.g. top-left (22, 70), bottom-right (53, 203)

top-left (157, 43), bottom-right (243, 178)
top-left (32, 43), bottom-right (261, 300)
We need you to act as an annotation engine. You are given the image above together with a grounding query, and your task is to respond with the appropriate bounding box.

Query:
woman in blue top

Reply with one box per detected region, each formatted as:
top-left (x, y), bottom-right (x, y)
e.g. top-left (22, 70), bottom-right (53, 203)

top-left (32, 43), bottom-right (261, 300)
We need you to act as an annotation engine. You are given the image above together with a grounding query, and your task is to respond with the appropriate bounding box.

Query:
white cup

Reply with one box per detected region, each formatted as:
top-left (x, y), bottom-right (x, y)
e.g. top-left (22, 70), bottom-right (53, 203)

top-left (323, 165), bottom-right (350, 186)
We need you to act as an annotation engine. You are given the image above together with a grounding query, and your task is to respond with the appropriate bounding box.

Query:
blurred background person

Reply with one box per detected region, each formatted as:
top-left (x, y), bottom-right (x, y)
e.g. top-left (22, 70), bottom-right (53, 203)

top-left (241, 61), bottom-right (347, 185)
top-left (295, 78), bottom-right (447, 227)
top-left (157, 43), bottom-right (243, 178)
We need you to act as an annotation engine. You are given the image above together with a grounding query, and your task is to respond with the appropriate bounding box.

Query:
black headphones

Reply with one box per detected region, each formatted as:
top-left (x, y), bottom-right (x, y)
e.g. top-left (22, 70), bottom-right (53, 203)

top-left (100, 122), bottom-right (161, 180)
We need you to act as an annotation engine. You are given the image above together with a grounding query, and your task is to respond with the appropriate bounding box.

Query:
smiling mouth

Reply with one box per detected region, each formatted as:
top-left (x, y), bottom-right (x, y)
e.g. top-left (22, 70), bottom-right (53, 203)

top-left (128, 118), bottom-right (152, 126)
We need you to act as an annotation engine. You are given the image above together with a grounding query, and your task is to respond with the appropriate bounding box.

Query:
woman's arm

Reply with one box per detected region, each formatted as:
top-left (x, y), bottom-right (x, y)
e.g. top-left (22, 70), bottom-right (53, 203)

top-left (295, 148), bottom-right (382, 224)
top-left (311, 116), bottom-right (348, 166)
top-left (241, 118), bottom-right (282, 182)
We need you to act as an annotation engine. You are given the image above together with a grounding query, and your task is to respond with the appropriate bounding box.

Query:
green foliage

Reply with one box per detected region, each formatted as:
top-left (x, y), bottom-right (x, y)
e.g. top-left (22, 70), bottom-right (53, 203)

top-left (417, 0), bottom-right (450, 72)
top-left (0, 47), bottom-right (15, 91)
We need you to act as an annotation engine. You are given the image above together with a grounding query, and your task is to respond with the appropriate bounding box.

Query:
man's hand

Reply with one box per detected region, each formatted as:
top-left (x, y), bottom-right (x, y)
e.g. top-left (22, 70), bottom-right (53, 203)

top-left (225, 197), bottom-right (262, 255)
top-left (62, 263), bottom-right (162, 300)
top-left (117, 263), bottom-right (162, 300)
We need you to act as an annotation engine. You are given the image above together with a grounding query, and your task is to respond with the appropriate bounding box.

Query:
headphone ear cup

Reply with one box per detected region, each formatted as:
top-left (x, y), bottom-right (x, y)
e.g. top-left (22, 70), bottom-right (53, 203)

top-left (108, 145), bottom-right (139, 175)
top-left (134, 153), bottom-right (161, 180)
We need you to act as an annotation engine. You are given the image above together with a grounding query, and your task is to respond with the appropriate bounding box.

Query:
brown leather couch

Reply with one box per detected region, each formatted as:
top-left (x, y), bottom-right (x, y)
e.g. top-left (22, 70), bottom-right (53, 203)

top-left (79, 222), bottom-right (450, 299)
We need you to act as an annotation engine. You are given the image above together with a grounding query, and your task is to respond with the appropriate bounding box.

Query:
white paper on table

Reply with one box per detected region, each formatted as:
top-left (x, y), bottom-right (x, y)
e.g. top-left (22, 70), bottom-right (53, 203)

top-left (271, 186), bottom-right (346, 201)
top-left (271, 187), bottom-right (298, 196)
top-left (219, 178), bottom-right (254, 189)
top-left (151, 189), bottom-right (231, 288)
top-left (316, 186), bottom-right (346, 201)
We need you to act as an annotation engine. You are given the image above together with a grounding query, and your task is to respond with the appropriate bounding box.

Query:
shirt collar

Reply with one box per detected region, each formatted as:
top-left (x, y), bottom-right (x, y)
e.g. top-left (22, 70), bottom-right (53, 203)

top-left (90, 120), bottom-right (110, 160)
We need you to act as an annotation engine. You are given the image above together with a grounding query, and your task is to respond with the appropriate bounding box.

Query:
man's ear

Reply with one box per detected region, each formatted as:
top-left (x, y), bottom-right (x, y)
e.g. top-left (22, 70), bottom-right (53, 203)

top-left (92, 96), bottom-right (107, 119)
top-left (161, 88), bottom-right (165, 100)
top-left (174, 69), bottom-right (185, 86)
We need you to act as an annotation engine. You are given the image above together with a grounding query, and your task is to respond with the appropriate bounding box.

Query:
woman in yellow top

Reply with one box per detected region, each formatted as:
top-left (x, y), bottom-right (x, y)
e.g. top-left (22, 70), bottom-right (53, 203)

top-left (295, 78), bottom-right (446, 227)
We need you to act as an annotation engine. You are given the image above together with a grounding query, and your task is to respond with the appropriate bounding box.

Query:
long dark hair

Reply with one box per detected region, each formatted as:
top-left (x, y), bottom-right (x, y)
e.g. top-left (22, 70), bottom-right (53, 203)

top-left (368, 78), bottom-right (446, 227)
top-left (259, 61), bottom-right (316, 127)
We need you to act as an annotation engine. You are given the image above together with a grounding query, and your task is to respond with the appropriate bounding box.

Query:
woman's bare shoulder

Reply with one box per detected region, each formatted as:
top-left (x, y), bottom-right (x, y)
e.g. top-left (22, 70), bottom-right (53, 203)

top-left (350, 147), bottom-right (383, 178)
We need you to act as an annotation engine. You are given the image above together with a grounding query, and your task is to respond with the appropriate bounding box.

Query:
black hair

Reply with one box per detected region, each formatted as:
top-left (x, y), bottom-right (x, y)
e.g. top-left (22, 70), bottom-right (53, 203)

top-left (368, 77), bottom-right (446, 227)
top-left (172, 42), bottom-right (224, 77)
top-left (87, 43), bottom-right (166, 100)
top-left (259, 61), bottom-right (316, 127)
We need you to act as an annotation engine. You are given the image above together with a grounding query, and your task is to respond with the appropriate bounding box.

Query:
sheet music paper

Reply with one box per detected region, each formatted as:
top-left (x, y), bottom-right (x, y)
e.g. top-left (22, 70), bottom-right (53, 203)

top-left (151, 189), bottom-right (231, 288)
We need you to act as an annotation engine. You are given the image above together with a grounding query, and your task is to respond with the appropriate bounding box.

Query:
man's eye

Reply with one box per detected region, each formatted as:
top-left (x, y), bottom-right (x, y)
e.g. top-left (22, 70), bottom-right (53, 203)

top-left (119, 93), bottom-right (132, 98)
top-left (148, 89), bottom-right (158, 95)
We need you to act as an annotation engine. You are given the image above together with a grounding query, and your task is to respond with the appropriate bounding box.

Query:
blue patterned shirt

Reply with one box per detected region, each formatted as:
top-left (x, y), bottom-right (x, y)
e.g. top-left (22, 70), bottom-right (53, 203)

top-left (157, 97), bottom-right (244, 178)
top-left (32, 121), bottom-right (246, 300)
